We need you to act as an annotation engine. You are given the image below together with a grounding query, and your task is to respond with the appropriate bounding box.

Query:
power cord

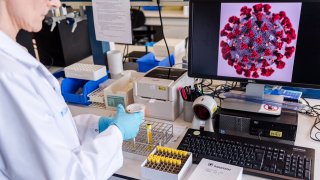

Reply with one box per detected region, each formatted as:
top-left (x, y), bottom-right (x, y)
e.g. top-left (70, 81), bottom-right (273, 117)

top-left (299, 98), bottom-right (320, 142)
top-left (194, 79), bottom-right (238, 107)
top-left (156, 0), bottom-right (172, 67)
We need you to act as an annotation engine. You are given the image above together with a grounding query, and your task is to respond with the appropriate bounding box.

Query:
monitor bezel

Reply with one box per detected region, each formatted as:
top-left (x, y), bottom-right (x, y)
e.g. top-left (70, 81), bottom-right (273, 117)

top-left (188, 0), bottom-right (320, 89)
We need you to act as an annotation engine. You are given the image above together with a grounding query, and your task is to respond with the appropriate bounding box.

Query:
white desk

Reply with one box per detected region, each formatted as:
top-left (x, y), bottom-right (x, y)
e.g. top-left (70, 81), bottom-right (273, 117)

top-left (69, 101), bottom-right (320, 180)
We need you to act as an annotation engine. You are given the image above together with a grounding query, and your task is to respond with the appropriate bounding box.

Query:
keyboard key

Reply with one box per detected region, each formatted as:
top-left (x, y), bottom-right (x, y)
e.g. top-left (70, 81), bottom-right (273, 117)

top-left (284, 170), bottom-right (296, 177)
top-left (238, 161), bottom-right (245, 167)
top-left (262, 166), bottom-right (270, 172)
top-left (276, 168), bottom-right (283, 174)
top-left (305, 170), bottom-right (311, 180)
top-left (297, 172), bottom-right (303, 179)
top-left (254, 149), bottom-right (265, 154)
top-left (253, 164), bottom-right (261, 170)
top-left (298, 159), bottom-right (304, 165)
top-left (245, 163), bottom-right (252, 168)
top-left (231, 160), bottom-right (238, 165)
top-left (305, 160), bottom-right (311, 170)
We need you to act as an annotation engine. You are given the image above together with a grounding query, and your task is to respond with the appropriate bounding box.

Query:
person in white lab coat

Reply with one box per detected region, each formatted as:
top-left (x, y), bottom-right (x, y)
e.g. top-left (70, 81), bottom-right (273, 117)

top-left (0, 0), bottom-right (143, 179)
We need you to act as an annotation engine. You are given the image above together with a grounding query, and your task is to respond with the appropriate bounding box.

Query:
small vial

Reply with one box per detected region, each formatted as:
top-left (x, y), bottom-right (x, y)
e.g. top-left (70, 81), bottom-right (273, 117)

top-left (182, 151), bottom-right (188, 157)
top-left (164, 157), bottom-right (169, 164)
top-left (156, 146), bottom-right (161, 152)
top-left (146, 124), bottom-right (153, 150)
top-left (177, 160), bottom-right (182, 166)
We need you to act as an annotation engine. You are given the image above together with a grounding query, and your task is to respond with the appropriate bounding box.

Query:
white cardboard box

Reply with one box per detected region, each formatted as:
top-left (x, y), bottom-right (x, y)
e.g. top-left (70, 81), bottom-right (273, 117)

top-left (141, 149), bottom-right (193, 180)
top-left (153, 38), bottom-right (185, 58)
top-left (188, 158), bottom-right (243, 180)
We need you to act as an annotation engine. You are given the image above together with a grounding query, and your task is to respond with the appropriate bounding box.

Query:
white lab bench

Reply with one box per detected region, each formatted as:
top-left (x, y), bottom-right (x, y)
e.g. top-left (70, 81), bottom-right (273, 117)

top-left (68, 98), bottom-right (320, 180)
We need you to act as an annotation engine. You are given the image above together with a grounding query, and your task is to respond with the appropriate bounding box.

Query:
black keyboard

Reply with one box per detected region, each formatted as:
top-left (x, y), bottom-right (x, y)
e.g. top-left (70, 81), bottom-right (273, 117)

top-left (177, 129), bottom-right (315, 180)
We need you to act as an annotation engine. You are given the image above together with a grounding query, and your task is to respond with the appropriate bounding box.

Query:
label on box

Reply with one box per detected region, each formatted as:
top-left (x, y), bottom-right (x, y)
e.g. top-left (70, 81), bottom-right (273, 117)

top-left (270, 130), bottom-right (283, 138)
top-left (107, 95), bottom-right (125, 107)
top-left (188, 159), bottom-right (243, 180)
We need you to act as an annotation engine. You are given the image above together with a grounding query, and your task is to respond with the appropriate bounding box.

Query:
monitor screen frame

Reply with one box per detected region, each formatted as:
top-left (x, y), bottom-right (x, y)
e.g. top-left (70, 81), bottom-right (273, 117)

top-left (188, 0), bottom-right (320, 89)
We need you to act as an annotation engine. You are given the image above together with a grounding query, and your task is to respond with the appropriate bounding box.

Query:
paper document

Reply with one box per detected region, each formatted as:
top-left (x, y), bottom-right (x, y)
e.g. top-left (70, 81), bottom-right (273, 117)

top-left (92, 0), bottom-right (132, 44)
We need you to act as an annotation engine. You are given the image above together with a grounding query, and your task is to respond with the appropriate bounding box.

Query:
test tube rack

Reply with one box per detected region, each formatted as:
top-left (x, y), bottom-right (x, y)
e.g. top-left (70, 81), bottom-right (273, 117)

top-left (64, 63), bottom-right (107, 81)
top-left (123, 120), bottom-right (173, 156)
top-left (87, 87), bottom-right (106, 109)
top-left (141, 146), bottom-right (192, 180)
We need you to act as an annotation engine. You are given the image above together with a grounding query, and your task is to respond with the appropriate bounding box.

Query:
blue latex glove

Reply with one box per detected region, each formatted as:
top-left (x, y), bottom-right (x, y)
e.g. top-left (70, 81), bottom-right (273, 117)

top-left (98, 116), bottom-right (114, 133)
top-left (98, 104), bottom-right (143, 140)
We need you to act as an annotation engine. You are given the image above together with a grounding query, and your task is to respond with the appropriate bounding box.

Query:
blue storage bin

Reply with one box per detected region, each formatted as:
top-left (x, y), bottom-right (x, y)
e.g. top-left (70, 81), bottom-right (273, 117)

top-left (137, 52), bottom-right (175, 72)
top-left (61, 75), bottom-right (108, 105)
top-left (142, 6), bottom-right (162, 11)
top-left (53, 70), bottom-right (65, 79)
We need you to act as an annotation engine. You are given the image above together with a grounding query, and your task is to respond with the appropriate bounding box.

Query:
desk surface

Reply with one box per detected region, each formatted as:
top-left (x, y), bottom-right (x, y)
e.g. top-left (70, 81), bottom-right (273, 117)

top-left (69, 100), bottom-right (320, 180)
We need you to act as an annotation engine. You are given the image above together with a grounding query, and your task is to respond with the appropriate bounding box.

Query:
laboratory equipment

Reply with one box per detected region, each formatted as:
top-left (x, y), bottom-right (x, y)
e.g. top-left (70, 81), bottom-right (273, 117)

top-left (191, 95), bottom-right (217, 132)
top-left (141, 146), bottom-right (192, 180)
top-left (122, 120), bottom-right (173, 156)
top-left (133, 67), bottom-right (194, 121)
top-left (66, 14), bottom-right (88, 33)
top-left (64, 63), bottom-right (107, 81)
top-left (146, 123), bottom-right (153, 150)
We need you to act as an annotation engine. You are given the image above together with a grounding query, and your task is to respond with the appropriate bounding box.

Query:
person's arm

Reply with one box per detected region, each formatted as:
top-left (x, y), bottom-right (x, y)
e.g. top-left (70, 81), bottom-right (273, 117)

top-left (0, 72), bottom-right (123, 180)
top-left (66, 125), bottom-right (124, 179)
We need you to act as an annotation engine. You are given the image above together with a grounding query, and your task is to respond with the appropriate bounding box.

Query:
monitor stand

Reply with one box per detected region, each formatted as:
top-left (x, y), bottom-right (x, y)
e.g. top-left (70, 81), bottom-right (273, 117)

top-left (221, 83), bottom-right (284, 116)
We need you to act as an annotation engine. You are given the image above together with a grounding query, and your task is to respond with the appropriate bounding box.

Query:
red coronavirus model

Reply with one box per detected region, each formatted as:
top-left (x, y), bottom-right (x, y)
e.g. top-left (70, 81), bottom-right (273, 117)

top-left (220, 3), bottom-right (297, 78)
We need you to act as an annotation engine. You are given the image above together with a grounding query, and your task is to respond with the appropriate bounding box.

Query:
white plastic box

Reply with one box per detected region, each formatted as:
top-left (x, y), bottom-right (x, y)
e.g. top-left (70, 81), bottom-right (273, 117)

top-left (153, 38), bottom-right (185, 58)
top-left (104, 71), bottom-right (143, 110)
top-left (64, 63), bottom-right (107, 81)
top-left (140, 148), bottom-right (192, 180)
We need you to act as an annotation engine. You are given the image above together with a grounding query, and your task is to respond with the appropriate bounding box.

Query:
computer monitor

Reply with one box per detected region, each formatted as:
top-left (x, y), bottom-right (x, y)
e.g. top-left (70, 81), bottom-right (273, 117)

top-left (188, 0), bottom-right (320, 114)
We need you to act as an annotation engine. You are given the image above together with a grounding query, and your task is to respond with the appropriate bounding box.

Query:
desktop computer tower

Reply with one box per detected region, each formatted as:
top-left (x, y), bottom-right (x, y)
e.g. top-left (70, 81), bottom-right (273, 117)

top-left (34, 19), bottom-right (91, 67)
top-left (214, 108), bottom-right (298, 145)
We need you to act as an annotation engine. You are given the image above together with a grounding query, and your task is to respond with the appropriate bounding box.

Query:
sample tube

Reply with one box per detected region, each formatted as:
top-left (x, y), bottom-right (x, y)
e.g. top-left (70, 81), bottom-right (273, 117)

top-left (147, 123), bottom-right (153, 150)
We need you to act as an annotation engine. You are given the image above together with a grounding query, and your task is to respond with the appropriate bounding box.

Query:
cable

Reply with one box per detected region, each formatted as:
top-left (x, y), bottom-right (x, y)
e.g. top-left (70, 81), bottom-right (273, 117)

top-left (156, 0), bottom-right (172, 67)
top-left (193, 79), bottom-right (238, 108)
top-left (299, 98), bottom-right (320, 142)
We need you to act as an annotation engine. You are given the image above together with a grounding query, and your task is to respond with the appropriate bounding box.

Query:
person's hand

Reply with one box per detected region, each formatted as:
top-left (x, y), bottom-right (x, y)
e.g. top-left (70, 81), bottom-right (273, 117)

top-left (98, 116), bottom-right (114, 133)
top-left (98, 104), bottom-right (144, 139)
top-left (110, 104), bottom-right (143, 140)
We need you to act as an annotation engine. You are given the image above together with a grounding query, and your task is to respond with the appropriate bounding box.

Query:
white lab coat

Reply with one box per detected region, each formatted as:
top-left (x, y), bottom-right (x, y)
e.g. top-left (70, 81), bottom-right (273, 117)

top-left (0, 31), bottom-right (123, 180)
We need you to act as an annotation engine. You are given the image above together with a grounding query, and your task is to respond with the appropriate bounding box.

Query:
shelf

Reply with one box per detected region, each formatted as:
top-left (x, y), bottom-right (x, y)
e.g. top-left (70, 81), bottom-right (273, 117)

top-left (61, 1), bottom-right (189, 7)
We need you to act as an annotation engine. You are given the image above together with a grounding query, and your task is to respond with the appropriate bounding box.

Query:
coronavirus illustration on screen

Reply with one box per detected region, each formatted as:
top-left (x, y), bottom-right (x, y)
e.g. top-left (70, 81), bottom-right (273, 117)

top-left (218, 3), bottom-right (302, 81)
